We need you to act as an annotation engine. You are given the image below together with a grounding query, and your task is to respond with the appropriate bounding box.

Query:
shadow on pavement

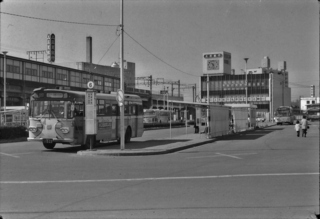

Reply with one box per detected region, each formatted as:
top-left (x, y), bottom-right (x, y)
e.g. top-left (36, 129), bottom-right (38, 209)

top-left (43, 139), bottom-right (190, 153)
top-left (217, 127), bottom-right (285, 141)
top-left (96, 139), bottom-right (190, 150)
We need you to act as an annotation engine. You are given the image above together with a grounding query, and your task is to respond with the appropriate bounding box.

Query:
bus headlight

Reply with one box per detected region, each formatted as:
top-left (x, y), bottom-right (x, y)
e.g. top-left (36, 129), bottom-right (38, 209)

top-left (29, 126), bottom-right (37, 132)
top-left (60, 127), bottom-right (69, 134)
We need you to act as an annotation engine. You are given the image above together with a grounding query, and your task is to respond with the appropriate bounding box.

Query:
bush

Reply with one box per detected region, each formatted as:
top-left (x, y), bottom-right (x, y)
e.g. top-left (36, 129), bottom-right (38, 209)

top-left (0, 126), bottom-right (28, 140)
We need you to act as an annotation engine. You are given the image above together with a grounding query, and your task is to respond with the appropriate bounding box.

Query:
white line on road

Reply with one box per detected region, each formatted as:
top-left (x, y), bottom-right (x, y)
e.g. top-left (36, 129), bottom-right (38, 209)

top-left (1, 172), bottom-right (318, 184)
top-left (0, 152), bottom-right (20, 158)
top-left (187, 153), bottom-right (257, 159)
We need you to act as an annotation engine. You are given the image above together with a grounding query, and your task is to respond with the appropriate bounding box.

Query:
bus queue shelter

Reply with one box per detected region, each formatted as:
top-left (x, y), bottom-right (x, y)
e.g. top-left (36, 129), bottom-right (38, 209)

top-left (225, 104), bottom-right (257, 133)
top-left (168, 100), bottom-right (230, 138)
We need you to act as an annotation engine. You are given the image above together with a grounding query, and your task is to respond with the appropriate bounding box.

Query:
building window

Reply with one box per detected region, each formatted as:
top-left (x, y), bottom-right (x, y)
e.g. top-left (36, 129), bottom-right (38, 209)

top-left (104, 78), bottom-right (113, 92)
top-left (93, 75), bottom-right (103, 91)
top-left (70, 71), bottom-right (82, 87)
top-left (114, 79), bottom-right (120, 91)
top-left (40, 66), bottom-right (54, 84)
top-left (6, 59), bottom-right (21, 80)
top-left (56, 68), bottom-right (68, 86)
top-left (25, 63), bottom-right (38, 82)
top-left (26, 68), bottom-right (38, 76)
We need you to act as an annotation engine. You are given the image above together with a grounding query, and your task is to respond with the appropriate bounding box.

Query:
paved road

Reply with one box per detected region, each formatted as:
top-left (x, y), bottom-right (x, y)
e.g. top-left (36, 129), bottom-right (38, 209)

top-left (0, 122), bottom-right (319, 219)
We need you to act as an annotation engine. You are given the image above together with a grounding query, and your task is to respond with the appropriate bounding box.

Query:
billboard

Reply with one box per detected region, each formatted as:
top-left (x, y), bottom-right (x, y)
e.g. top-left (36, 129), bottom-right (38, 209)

top-left (203, 51), bottom-right (231, 74)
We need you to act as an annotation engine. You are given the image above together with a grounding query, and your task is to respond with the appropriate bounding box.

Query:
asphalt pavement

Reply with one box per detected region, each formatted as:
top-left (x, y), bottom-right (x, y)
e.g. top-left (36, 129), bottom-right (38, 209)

top-left (77, 121), bottom-right (276, 156)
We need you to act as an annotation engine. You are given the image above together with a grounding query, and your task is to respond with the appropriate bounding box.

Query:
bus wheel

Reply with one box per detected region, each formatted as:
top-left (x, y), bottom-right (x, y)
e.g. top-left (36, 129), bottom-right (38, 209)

top-left (125, 127), bottom-right (132, 143)
top-left (43, 142), bottom-right (56, 149)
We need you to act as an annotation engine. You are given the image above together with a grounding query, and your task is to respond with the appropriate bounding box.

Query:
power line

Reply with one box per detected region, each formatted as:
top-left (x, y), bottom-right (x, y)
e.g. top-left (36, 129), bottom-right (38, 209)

top-left (124, 30), bottom-right (198, 77)
top-left (0, 11), bottom-right (118, 27)
top-left (97, 35), bottom-right (119, 65)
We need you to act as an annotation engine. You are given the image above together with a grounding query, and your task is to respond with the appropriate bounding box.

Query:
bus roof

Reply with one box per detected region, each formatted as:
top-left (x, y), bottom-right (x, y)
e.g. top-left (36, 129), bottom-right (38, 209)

top-left (32, 88), bottom-right (142, 102)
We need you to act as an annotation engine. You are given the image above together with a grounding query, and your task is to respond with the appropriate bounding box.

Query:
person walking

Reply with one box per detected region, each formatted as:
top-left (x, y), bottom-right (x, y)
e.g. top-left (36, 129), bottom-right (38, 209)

top-left (294, 120), bottom-right (301, 137)
top-left (300, 115), bottom-right (308, 137)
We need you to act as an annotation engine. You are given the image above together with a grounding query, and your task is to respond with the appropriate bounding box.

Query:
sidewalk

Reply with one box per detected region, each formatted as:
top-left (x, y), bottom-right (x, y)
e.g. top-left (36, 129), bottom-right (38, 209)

top-left (77, 122), bottom-right (276, 156)
top-left (77, 133), bottom-right (216, 156)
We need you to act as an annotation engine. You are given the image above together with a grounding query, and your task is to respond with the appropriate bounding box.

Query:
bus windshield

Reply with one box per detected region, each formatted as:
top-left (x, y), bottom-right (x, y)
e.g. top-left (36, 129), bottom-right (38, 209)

top-left (144, 111), bottom-right (156, 117)
top-left (31, 100), bottom-right (74, 119)
top-left (276, 109), bottom-right (290, 116)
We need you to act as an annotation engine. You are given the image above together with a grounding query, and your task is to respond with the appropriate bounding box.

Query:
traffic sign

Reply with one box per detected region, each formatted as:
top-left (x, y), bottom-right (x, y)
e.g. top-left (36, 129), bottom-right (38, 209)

top-left (116, 89), bottom-right (124, 106)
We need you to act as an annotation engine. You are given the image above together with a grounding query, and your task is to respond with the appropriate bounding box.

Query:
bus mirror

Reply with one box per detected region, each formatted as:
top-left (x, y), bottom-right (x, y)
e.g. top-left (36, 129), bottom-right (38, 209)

top-left (71, 104), bottom-right (75, 111)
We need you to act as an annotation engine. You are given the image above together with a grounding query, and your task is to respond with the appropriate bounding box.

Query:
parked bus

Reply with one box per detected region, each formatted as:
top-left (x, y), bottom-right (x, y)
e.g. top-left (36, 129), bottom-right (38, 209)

top-left (27, 88), bottom-right (144, 149)
top-left (143, 109), bottom-right (171, 124)
top-left (306, 103), bottom-right (320, 121)
top-left (0, 106), bottom-right (28, 127)
top-left (274, 106), bottom-right (295, 125)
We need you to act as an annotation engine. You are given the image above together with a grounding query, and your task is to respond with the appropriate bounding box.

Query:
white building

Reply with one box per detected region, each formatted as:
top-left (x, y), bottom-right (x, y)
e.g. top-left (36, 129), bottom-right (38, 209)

top-left (300, 97), bottom-right (320, 111)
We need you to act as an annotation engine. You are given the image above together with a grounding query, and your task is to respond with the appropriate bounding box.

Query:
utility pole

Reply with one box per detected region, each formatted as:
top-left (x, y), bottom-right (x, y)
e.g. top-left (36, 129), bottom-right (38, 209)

top-left (244, 58), bottom-right (249, 104)
top-left (119, 0), bottom-right (125, 150)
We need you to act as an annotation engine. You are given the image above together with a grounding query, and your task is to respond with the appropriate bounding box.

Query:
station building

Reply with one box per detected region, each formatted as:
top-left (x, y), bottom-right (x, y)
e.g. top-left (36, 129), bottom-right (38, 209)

top-left (0, 52), bottom-right (155, 107)
top-left (200, 53), bottom-right (291, 118)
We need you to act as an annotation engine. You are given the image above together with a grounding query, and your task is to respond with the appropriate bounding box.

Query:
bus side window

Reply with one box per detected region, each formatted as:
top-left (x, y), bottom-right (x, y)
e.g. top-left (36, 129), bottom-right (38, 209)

top-left (105, 102), bottom-right (112, 116)
top-left (111, 103), bottom-right (119, 116)
top-left (138, 105), bottom-right (144, 116)
top-left (97, 99), bottom-right (105, 116)
top-left (132, 104), bottom-right (137, 115)
top-left (124, 101), bottom-right (130, 115)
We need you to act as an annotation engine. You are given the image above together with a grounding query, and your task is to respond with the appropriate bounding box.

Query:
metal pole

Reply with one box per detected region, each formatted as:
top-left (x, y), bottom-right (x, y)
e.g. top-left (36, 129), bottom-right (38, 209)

top-left (3, 51), bottom-right (8, 125)
top-left (282, 71), bottom-right (285, 106)
top-left (206, 73), bottom-right (210, 138)
top-left (120, 0), bottom-right (125, 150)
top-left (244, 58), bottom-right (249, 104)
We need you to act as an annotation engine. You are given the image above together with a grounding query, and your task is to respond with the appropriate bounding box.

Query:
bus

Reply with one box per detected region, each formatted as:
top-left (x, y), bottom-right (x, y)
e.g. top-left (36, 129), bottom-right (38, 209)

top-left (274, 106), bottom-right (295, 125)
top-left (27, 88), bottom-right (144, 149)
top-left (306, 103), bottom-right (320, 121)
top-left (143, 109), bottom-right (171, 124)
top-left (0, 106), bottom-right (28, 127)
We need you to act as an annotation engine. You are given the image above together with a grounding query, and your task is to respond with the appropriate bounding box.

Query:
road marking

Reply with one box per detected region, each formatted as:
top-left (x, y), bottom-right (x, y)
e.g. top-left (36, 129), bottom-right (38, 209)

top-left (1, 172), bottom-right (318, 184)
top-left (0, 152), bottom-right (20, 158)
top-left (187, 153), bottom-right (257, 159)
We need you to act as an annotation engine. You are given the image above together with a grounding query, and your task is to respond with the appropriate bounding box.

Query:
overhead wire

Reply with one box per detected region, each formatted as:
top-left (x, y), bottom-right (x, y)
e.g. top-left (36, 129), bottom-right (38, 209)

top-left (124, 30), bottom-right (198, 77)
top-left (0, 11), bottom-right (118, 26)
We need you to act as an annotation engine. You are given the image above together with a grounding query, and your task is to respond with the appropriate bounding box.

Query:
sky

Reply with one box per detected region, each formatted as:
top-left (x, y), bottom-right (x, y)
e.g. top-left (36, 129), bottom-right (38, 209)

top-left (0, 0), bottom-right (319, 102)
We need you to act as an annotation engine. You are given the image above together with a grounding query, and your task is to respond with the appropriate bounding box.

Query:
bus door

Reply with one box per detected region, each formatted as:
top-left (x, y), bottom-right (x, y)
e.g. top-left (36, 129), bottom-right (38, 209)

top-left (96, 99), bottom-right (113, 141)
top-left (131, 103), bottom-right (138, 137)
top-left (73, 102), bottom-right (85, 144)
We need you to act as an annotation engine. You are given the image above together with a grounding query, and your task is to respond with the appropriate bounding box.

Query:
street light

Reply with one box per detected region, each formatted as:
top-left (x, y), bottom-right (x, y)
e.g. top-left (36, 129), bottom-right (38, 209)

top-left (3, 51), bottom-right (8, 125)
top-left (244, 58), bottom-right (249, 104)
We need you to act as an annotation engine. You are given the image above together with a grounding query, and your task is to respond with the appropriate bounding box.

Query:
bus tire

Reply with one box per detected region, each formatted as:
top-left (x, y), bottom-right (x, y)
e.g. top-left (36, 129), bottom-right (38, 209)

top-left (125, 127), bottom-right (132, 143)
top-left (43, 142), bottom-right (56, 149)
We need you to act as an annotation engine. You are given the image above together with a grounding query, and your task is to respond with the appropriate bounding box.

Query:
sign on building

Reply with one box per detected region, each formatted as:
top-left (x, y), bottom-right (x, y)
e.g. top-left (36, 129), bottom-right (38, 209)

top-left (47, 33), bottom-right (55, 62)
top-left (203, 51), bottom-right (231, 74)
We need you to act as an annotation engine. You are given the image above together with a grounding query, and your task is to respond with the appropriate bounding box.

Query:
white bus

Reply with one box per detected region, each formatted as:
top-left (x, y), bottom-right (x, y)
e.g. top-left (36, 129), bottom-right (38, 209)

top-left (0, 106), bottom-right (28, 127)
top-left (27, 88), bottom-right (144, 149)
top-left (143, 109), bottom-right (171, 124)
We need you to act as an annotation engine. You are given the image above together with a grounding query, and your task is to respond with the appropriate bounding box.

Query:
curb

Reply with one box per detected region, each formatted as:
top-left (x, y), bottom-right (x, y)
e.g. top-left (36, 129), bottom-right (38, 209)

top-left (77, 138), bottom-right (216, 156)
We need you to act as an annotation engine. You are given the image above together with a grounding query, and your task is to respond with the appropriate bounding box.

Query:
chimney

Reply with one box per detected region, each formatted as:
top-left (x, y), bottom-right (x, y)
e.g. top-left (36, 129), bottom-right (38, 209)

top-left (86, 36), bottom-right (92, 63)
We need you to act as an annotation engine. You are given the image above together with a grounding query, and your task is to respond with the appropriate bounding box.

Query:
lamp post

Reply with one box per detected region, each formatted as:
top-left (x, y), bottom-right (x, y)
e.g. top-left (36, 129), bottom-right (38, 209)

top-left (206, 72), bottom-right (210, 138)
top-left (244, 58), bottom-right (249, 104)
top-left (3, 51), bottom-right (8, 125)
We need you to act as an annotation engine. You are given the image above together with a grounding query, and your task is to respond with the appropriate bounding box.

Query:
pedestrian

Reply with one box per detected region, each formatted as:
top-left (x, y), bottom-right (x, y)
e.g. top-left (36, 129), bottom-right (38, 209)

top-left (300, 115), bottom-right (308, 137)
top-left (294, 120), bottom-right (300, 137)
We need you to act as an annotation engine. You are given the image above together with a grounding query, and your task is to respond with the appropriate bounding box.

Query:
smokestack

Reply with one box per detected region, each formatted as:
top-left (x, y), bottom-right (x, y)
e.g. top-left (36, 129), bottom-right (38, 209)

top-left (86, 36), bottom-right (92, 63)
